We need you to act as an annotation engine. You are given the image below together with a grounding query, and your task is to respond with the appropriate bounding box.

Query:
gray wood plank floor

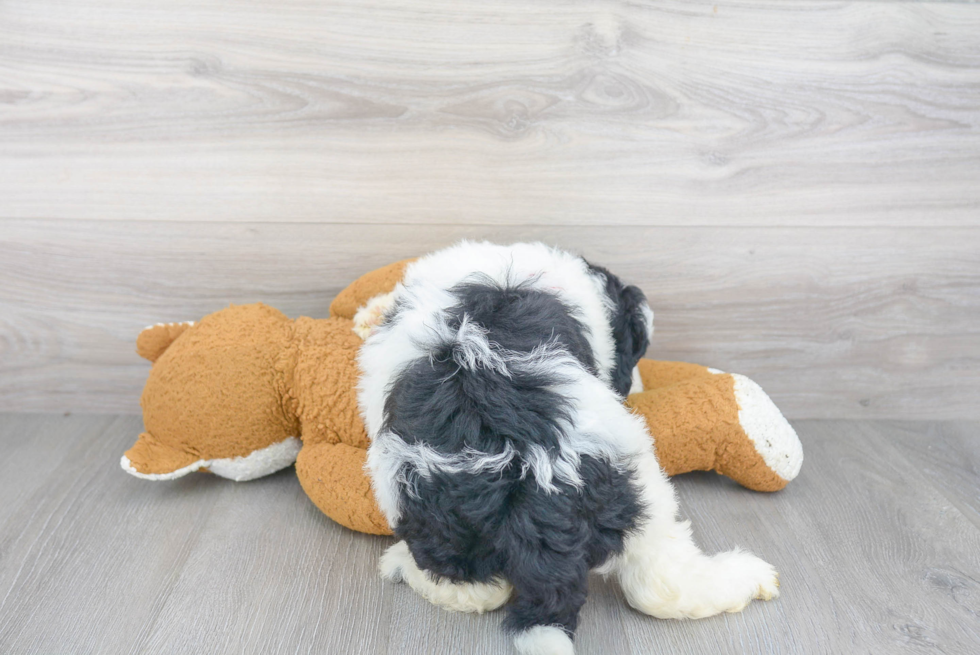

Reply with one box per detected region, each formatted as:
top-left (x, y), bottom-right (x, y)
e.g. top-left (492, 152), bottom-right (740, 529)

top-left (1, 415), bottom-right (978, 654)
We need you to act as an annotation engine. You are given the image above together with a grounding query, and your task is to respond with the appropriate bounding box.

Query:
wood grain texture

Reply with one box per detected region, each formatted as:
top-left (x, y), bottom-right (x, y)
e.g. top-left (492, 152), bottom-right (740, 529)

top-left (1, 0), bottom-right (979, 225)
top-left (885, 421), bottom-right (980, 532)
top-left (660, 421), bottom-right (980, 655)
top-left (2, 415), bottom-right (979, 654)
top-left (0, 415), bottom-right (228, 653)
top-left (2, 220), bottom-right (978, 419)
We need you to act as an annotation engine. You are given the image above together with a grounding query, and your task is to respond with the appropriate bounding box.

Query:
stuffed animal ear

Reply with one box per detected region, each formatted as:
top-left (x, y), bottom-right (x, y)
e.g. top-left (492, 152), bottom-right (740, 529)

top-left (136, 322), bottom-right (195, 362)
top-left (329, 259), bottom-right (416, 320)
top-left (120, 432), bottom-right (205, 480)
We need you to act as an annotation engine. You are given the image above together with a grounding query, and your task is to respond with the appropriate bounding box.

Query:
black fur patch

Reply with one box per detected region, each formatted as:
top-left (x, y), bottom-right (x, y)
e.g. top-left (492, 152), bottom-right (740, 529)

top-left (381, 279), bottom-right (645, 637)
top-left (449, 276), bottom-right (598, 375)
top-left (396, 456), bottom-right (643, 635)
top-left (584, 261), bottom-right (651, 397)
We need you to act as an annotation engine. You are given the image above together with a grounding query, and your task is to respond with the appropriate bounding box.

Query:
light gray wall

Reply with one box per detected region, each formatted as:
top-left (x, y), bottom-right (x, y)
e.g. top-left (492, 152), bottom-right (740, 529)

top-left (1, 0), bottom-right (978, 418)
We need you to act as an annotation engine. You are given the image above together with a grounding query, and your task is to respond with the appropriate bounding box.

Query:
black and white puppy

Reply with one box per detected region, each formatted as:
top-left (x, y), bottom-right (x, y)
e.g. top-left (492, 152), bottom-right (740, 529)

top-left (357, 242), bottom-right (778, 655)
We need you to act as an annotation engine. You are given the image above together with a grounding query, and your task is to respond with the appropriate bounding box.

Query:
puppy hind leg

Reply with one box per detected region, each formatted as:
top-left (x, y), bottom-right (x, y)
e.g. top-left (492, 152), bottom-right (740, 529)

top-left (379, 541), bottom-right (512, 614)
top-left (613, 449), bottom-right (780, 619)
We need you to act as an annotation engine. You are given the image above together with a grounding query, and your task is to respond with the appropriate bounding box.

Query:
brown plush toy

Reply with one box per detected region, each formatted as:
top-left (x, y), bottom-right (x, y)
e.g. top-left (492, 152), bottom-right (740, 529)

top-left (122, 260), bottom-right (803, 536)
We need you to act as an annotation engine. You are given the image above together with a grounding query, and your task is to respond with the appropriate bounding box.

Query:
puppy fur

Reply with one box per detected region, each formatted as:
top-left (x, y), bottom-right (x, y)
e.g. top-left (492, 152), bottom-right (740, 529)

top-left (357, 242), bottom-right (778, 654)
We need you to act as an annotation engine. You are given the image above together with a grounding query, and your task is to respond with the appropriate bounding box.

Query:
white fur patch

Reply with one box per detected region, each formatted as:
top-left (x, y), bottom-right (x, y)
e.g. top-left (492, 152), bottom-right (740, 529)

top-left (513, 625), bottom-right (575, 655)
top-left (352, 292), bottom-right (397, 339)
top-left (640, 301), bottom-right (654, 339)
top-left (120, 455), bottom-right (208, 481)
top-left (141, 320), bottom-right (195, 332)
top-left (366, 434), bottom-right (519, 523)
top-left (606, 445), bottom-right (780, 619)
top-left (628, 365), bottom-right (644, 395)
top-left (120, 436), bottom-right (302, 482)
top-left (380, 541), bottom-right (512, 613)
top-left (598, 365), bottom-right (786, 619)
top-left (452, 315), bottom-right (511, 375)
top-left (730, 373), bottom-right (803, 482)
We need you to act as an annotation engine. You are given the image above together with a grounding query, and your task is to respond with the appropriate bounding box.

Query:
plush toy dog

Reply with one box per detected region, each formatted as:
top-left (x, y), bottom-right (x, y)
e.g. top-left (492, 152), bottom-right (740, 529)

top-left (121, 259), bottom-right (802, 536)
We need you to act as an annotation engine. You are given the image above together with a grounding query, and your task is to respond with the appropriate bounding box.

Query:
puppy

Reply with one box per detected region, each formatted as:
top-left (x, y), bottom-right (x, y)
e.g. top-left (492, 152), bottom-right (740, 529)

top-left (357, 242), bottom-right (779, 655)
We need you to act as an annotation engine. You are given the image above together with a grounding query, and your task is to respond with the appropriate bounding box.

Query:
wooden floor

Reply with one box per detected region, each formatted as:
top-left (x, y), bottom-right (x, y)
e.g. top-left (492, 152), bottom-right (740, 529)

top-left (1, 415), bottom-right (977, 654)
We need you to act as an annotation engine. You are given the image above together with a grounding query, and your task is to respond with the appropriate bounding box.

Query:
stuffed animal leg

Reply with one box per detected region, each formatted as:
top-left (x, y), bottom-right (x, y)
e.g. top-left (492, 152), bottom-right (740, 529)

top-left (295, 441), bottom-right (391, 535)
top-left (627, 360), bottom-right (803, 491)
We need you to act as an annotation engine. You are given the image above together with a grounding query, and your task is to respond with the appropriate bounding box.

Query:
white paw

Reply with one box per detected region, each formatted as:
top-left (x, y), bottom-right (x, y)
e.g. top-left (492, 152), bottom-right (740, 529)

top-left (379, 541), bottom-right (512, 614)
top-left (441, 578), bottom-right (513, 614)
top-left (379, 540), bottom-right (410, 583)
top-left (622, 548), bottom-right (779, 619)
top-left (711, 549), bottom-right (780, 614)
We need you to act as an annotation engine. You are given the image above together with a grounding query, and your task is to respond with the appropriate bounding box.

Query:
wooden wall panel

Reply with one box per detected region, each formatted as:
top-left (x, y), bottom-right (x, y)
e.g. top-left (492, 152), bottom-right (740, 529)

top-left (1, 1), bottom-right (979, 226)
top-left (2, 0), bottom-right (979, 418)
top-left (1, 220), bottom-right (977, 418)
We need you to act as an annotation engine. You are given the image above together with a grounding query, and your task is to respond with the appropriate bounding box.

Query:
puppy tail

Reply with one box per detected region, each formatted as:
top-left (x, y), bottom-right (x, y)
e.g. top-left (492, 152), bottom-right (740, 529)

top-left (512, 625), bottom-right (575, 655)
top-left (503, 552), bottom-right (587, 655)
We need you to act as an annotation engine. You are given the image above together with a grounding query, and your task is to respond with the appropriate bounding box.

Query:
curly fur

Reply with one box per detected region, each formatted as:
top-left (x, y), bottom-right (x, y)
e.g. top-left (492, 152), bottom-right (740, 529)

top-left (357, 241), bottom-right (779, 653)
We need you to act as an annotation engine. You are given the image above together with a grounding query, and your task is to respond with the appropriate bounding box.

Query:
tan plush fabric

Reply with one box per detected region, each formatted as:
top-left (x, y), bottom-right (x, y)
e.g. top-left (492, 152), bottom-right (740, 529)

top-left (296, 441), bottom-right (389, 535)
top-left (289, 315), bottom-right (392, 534)
top-left (329, 259), bottom-right (415, 320)
top-left (135, 304), bottom-right (299, 464)
top-left (633, 359), bottom-right (715, 389)
top-left (126, 262), bottom-right (796, 536)
top-left (290, 315), bottom-right (369, 449)
top-left (125, 431), bottom-right (201, 474)
top-left (128, 303), bottom-right (390, 533)
top-left (135, 322), bottom-right (195, 363)
top-left (626, 366), bottom-right (789, 492)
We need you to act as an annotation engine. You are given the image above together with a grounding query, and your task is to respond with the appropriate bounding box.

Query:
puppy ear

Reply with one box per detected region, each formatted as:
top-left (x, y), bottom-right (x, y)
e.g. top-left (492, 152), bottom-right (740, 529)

top-left (610, 285), bottom-right (651, 397)
top-left (581, 258), bottom-right (653, 395)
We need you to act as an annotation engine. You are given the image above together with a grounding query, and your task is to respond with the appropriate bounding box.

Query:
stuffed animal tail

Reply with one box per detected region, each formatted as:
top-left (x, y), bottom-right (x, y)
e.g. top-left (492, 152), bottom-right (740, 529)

top-left (136, 321), bottom-right (195, 362)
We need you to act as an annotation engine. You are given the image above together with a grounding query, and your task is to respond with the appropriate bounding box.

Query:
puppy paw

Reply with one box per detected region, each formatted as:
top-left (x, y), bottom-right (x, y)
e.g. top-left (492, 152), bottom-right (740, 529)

top-left (378, 540), bottom-right (512, 613)
top-left (440, 578), bottom-right (513, 614)
top-left (754, 569), bottom-right (780, 602)
top-left (713, 549), bottom-right (780, 613)
top-left (379, 540), bottom-right (411, 583)
top-left (622, 548), bottom-right (780, 619)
